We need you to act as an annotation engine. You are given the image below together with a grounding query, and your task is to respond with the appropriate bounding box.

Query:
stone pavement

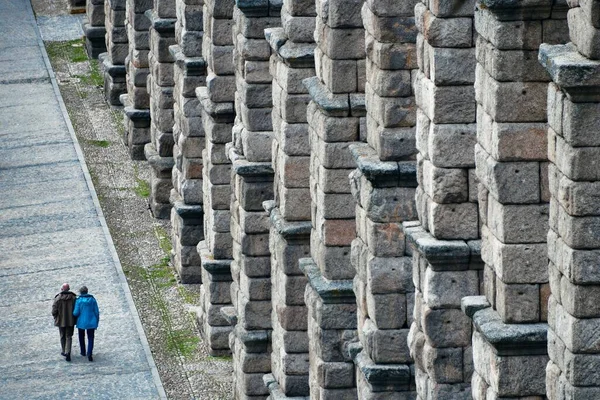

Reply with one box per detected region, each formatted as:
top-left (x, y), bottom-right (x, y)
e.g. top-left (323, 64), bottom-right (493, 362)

top-left (0, 0), bottom-right (166, 398)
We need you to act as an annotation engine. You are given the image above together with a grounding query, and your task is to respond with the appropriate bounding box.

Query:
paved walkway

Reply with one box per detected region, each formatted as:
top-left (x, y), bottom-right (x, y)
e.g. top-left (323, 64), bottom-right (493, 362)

top-left (0, 1), bottom-right (166, 398)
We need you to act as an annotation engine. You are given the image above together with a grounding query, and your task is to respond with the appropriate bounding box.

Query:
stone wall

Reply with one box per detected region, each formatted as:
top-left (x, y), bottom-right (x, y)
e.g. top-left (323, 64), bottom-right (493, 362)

top-left (92, 0), bottom-right (600, 398)
top-left (408, 1), bottom-right (480, 398)
top-left (169, 0), bottom-right (206, 284)
top-left (226, 1), bottom-right (281, 398)
top-left (302, 0), bottom-right (366, 398)
top-left (541, 1), bottom-right (600, 398)
top-left (196, 0), bottom-right (236, 357)
top-left (264, 0), bottom-right (316, 396)
top-left (101, 0), bottom-right (128, 105)
top-left (350, 0), bottom-right (419, 398)
top-left (122, 0), bottom-right (152, 160)
top-left (466, 2), bottom-right (569, 399)
top-left (145, 0), bottom-right (177, 219)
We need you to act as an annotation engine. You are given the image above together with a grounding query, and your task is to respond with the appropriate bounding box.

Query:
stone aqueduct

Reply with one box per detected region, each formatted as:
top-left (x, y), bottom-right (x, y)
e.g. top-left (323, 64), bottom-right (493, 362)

top-left (79, 0), bottom-right (600, 398)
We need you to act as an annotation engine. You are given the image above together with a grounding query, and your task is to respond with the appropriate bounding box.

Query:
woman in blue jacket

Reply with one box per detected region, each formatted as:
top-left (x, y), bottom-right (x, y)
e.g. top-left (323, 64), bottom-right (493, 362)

top-left (73, 286), bottom-right (100, 361)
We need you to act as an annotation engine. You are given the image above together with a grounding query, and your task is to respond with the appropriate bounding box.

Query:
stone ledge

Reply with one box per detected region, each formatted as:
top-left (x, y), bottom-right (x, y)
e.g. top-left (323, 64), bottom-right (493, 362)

top-left (278, 41), bottom-right (315, 69)
top-left (349, 143), bottom-right (417, 188)
top-left (264, 202), bottom-right (311, 240)
top-left (404, 224), bottom-right (481, 271)
top-left (82, 23), bottom-right (106, 38)
top-left (539, 43), bottom-right (600, 102)
top-left (265, 28), bottom-right (315, 69)
top-left (198, 242), bottom-right (233, 281)
top-left (227, 145), bottom-right (274, 177)
top-left (263, 374), bottom-right (309, 400)
top-left (169, 45), bottom-right (207, 76)
top-left (299, 257), bottom-right (355, 304)
top-left (144, 10), bottom-right (176, 34)
top-left (236, 0), bottom-right (281, 17)
top-left (232, 325), bottom-right (270, 353)
top-left (196, 87), bottom-right (235, 122)
top-left (477, 0), bottom-right (555, 21)
top-left (303, 76), bottom-right (349, 117)
top-left (144, 143), bottom-right (174, 172)
top-left (233, 159), bottom-right (274, 177)
top-left (464, 298), bottom-right (548, 356)
top-left (172, 200), bottom-right (203, 223)
top-left (350, 345), bottom-right (412, 392)
top-left (101, 56), bottom-right (127, 76)
top-left (124, 106), bottom-right (151, 126)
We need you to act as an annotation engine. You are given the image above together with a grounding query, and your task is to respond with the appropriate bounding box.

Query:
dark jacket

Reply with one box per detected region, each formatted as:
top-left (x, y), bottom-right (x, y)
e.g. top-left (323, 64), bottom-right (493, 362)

top-left (73, 294), bottom-right (100, 330)
top-left (52, 291), bottom-right (77, 327)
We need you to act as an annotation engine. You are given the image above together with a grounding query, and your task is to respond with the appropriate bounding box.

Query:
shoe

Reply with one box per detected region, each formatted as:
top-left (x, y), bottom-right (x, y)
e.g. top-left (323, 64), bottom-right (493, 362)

top-left (88, 355), bottom-right (93, 362)
top-left (80, 352), bottom-right (86, 357)
top-left (61, 352), bottom-right (67, 357)
top-left (65, 354), bottom-right (71, 362)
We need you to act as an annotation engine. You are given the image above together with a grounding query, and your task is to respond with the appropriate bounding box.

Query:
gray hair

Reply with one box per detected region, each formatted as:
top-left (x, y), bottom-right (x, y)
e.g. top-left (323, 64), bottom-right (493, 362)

top-left (79, 286), bottom-right (88, 294)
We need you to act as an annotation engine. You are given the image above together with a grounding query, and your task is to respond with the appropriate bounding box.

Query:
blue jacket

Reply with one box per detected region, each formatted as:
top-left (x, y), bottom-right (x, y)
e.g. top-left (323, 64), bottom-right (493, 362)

top-left (73, 294), bottom-right (100, 329)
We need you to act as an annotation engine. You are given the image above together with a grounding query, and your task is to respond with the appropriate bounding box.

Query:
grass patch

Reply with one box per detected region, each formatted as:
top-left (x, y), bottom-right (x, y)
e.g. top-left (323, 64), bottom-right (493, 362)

top-left (45, 38), bottom-right (103, 98)
top-left (148, 257), bottom-right (177, 288)
top-left (155, 225), bottom-right (173, 255)
top-left (69, 41), bottom-right (87, 62)
top-left (125, 263), bottom-right (199, 358)
top-left (75, 59), bottom-right (103, 87)
top-left (88, 59), bottom-right (104, 86)
top-left (45, 39), bottom-right (87, 63)
top-left (88, 139), bottom-right (111, 148)
top-left (110, 109), bottom-right (126, 136)
top-left (167, 329), bottom-right (200, 357)
top-left (134, 178), bottom-right (150, 198)
top-left (133, 164), bottom-right (150, 198)
top-left (178, 286), bottom-right (200, 305)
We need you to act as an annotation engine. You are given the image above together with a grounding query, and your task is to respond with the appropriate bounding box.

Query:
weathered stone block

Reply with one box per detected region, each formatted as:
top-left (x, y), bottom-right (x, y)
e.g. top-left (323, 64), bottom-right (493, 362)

top-left (415, 3), bottom-right (473, 48)
top-left (423, 269), bottom-right (479, 309)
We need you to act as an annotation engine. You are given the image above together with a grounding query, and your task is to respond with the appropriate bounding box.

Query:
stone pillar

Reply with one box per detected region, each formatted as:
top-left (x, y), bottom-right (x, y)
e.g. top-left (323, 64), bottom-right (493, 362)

top-left (122, 0), bottom-right (152, 160)
top-left (168, 0), bottom-right (206, 283)
top-left (539, 2), bottom-right (600, 398)
top-left (348, 0), bottom-right (419, 397)
top-left (101, 0), bottom-right (128, 105)
top-left (225, 1), bottom-right (280, 398)
top-left (406, 1), bottom-right (480, 399)
top-left (195, 0), bottom-right (236, 356)
top-left (262, 0), bottom-right (316, 396)
top-left (464, 2), bottom-right (569, 399)
top-left (299, 0), bottom-right (366, 398)
top-left (144, 0), bottom-right (177, 219)
top-left (349, 145), bottom-right (418, 399)
top-left (84, 0), bottom-right (108, 58)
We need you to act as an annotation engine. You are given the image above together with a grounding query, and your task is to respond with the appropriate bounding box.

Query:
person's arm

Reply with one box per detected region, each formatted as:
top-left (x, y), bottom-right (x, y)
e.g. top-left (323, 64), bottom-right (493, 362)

top-left (94, 299), bottom-right (100, 324)
top-left (73, 298), bottom-right (80, 318)
top-left (51, 296), bottom-right (58, 317)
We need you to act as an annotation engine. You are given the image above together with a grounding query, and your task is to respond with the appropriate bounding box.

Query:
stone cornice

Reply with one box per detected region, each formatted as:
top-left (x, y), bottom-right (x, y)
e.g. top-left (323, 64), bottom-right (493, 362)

top-left (299, 257), bottom-right (355, 304)
top-left (539, 43), bottom-right (600, 102)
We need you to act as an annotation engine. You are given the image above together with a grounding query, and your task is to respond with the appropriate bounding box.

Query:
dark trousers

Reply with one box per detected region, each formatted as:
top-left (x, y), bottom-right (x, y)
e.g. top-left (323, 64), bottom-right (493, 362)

top-left (59, 326), bottom-right (74, 355)
top-left (78, 328), bottom-right (95, 356)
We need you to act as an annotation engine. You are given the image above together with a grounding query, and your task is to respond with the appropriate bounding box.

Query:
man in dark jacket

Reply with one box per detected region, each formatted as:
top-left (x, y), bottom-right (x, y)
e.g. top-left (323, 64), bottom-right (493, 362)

top-left (51, 283), bottom-right (77, 362)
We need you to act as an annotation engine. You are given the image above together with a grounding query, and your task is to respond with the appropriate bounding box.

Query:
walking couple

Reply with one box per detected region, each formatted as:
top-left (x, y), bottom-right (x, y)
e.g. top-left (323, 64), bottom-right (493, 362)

top-left (51, 283), bottom-right (99, 362)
